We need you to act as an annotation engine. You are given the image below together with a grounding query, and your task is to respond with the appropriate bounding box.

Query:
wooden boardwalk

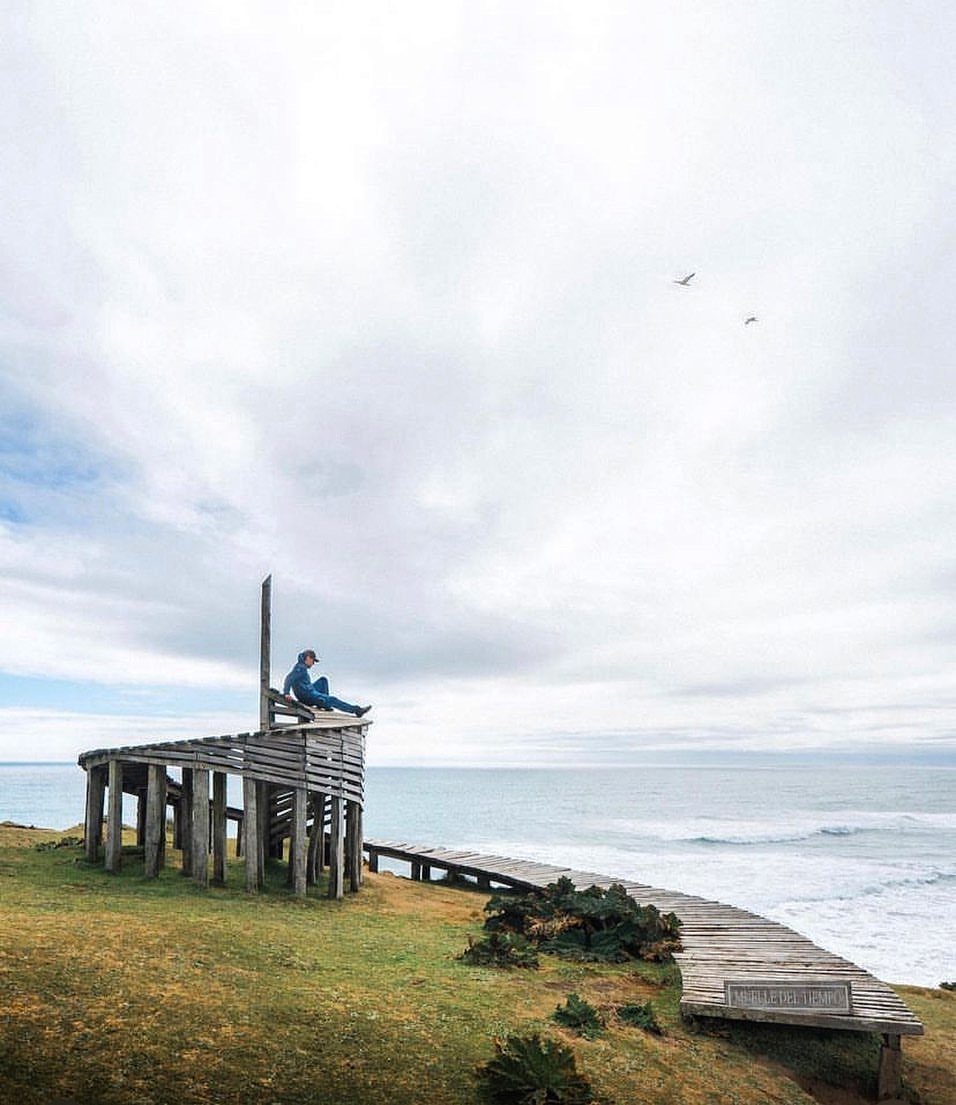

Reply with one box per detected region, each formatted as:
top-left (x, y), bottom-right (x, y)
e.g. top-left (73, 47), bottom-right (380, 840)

top-left (363, 838), bottom-right (923, 1040)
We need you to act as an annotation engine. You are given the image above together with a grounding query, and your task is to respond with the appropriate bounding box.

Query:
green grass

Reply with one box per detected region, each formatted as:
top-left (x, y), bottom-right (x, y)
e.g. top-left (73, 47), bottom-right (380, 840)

top-left (1, 825), bottom-right (953, 1105)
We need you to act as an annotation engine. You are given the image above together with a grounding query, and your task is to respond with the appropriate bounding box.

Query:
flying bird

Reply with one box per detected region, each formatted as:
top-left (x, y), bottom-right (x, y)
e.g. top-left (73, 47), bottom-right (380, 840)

top-left (744, 315), bottom-right (758, 325)
top-left (673, 272), bottom-right (695, 286)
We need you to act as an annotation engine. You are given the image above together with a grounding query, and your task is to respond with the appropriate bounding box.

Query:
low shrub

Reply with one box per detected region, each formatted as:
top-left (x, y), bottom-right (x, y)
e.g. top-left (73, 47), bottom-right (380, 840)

top-left (34, 836), bottom-right (83, 852)
top-left (458, 931), bottom-right (540, 969)
top-left (617, 1000), bottom-right (662, 1034)
top-left (552, 993), bottom-right (604, 1038)
top-left (478, 1033), bottom-right (594, 1104)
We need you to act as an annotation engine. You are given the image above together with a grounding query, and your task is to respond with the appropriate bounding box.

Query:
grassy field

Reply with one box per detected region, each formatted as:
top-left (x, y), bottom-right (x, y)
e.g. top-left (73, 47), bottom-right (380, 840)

top-left (1, 824), bottom-right (953, 1105)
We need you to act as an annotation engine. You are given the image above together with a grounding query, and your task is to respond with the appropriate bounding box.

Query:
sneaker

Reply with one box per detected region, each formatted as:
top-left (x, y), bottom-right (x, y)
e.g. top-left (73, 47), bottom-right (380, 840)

top-left (355, 705), bottom-right (372, 718)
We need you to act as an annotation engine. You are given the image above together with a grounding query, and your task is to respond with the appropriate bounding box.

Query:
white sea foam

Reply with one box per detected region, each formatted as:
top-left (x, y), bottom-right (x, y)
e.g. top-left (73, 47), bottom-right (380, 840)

top-left (590, 809), bottom-right (956, 847)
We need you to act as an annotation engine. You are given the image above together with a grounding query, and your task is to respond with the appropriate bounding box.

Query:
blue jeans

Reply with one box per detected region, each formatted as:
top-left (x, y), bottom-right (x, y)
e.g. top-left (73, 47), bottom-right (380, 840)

top-left (301, 676), bottom-right (362, 716)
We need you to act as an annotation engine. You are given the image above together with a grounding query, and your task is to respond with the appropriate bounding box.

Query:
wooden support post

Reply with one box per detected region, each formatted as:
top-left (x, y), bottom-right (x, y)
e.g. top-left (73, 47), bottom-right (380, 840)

top-left (286, 798), bottom-right (294, 886)
top-left (315, 793), bottom-right (326, 874)
top-left (345, 801), bottom-right (362, 893)
top-left (307, 793), bottom-right (324, 884)
top-left (367, 847), bottom-right (379, 873)
top-left (144, 764), bottom-right (167, 878)
top-left (877, 1034), bottom-right (902, 1101)
top-left (421, 864), bottom-right (431, 881)
top-left (327, 795), bottom-right (344, 900)
top-left (84, 765), bottom-right (106, 863)
top-left (411, 861), bottom-right (422, 881)
top-left (105, 759), bottom-right (123, 873)
top-left (291, 787), bottom-right (307, 897)
top-left (259, 574), bottom-right (272, 731)
top-left (136, 790), bottom-right (147, 846)
top-left (477, 874), bottom-right (491, 891)
top-left (269, 782), bottom-right (283, 862)
top-left (212, 772), bottom-right (227, 885)
top-left (352, 802), bottom-right (363, 890)
top-left (180, 769), bottom-right (193, 870)
top-left (256, 781), bottom-right (267, 884)
top-left (191, 768), bottom-right (210, 888)
top-left (243, 776), bottom-right (260, 892)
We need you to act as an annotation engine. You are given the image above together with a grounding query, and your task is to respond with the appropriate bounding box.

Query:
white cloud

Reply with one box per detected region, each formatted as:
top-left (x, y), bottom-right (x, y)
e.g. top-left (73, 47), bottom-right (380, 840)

top-left (0, 2), bottom-right (953, 763)
top-left (0, 707), bottom-right (255, 764)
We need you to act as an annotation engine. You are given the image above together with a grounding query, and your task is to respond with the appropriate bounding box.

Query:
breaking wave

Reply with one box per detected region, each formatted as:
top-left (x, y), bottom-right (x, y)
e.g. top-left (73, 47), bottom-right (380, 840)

top-left (600, 811), bottom-right (956, 847)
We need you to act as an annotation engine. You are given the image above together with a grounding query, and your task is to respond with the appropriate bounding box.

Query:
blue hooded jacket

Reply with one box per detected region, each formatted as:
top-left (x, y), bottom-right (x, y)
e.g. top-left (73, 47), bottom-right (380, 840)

top-left (283, 651), bottom-right (316, 702)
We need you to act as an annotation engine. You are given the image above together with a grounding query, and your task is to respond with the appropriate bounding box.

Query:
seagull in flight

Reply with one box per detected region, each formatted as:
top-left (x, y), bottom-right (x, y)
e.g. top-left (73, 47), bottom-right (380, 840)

top-left (744, 315), bottom-right (758, 325)
top-left (673, 272), bottom-right (695, 286)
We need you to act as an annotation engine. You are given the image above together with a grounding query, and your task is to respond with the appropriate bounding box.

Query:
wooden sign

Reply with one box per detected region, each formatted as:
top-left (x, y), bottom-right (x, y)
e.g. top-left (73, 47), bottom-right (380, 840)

top-left (724, 980), bottom-right (853, 1013)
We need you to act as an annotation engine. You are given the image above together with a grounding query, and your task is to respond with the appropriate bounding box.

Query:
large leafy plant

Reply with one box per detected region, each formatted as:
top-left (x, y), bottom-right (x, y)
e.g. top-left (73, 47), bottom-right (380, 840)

top-left (458, 931), bottom-right (540, 969)
top-left (478, 1033), bottom-right (594, 1104)
top-left (483, 877), bottom-right (681, 963)
top-left (551, 993), bottom-right (604, 1039)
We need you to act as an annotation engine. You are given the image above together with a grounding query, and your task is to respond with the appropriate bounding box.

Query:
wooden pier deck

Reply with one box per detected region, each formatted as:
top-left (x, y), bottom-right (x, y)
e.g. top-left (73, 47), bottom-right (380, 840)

top-left (363, 838), bottom-right (924, 1041)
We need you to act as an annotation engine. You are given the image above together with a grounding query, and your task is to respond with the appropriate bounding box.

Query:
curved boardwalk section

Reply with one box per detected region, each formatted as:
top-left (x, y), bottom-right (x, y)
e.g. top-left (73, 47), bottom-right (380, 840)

top-left (363, 838), bottom-right (923, 1041)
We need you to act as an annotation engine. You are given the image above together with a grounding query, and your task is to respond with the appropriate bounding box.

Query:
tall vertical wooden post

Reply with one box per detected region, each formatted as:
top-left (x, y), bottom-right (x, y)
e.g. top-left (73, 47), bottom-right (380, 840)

top-left (345, 801), bottom-right (363, 892)
top-left (136, 791), bottom-right (147, 846)
top-left (212, 772), bottom-right (227, 884)
top-left (105, 759), bottom-right (124, 873)
top-left (180, 770), bottom-right (194, 877)
top-left (144, 764), bottom-right (167, 878)
top-left (260, 574), bottom-right (272, 731)
top-left (307, 793), bottom-right (325, 885)
top-left (243, 775), bottom-right (260, 891)
top-left (328, 795), bottom-right (345, 899)
top-left (84, 765), bottom-right (106, 863)
top-left (256, 781), bottom-right (269, 882)
top-left (292, 787), bottom-right (308, 897)
top-left (191, 768), bottom-right (210, 888)
top-left (878, 1035), bottom-right (902, 1100)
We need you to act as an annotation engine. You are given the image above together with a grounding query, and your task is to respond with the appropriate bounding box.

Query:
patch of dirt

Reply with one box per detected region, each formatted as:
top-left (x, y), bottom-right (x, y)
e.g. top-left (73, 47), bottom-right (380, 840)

top-left (794, 1075), bottom-right (873, 1105)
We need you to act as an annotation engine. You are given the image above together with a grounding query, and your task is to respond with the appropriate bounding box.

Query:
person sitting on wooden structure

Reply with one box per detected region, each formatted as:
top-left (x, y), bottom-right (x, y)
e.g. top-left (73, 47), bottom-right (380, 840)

top-left (283, 649), bottom-right (371, 718)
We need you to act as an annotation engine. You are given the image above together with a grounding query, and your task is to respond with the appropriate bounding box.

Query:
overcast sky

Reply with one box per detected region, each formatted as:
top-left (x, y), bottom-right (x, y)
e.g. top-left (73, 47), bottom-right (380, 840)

top-left (1, 2), bottom-right (953, 766)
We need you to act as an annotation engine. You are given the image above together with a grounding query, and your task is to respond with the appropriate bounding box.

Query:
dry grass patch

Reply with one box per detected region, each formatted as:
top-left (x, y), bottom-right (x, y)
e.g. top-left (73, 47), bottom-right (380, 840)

top-left (1, 825), bottom-right (951, 1105)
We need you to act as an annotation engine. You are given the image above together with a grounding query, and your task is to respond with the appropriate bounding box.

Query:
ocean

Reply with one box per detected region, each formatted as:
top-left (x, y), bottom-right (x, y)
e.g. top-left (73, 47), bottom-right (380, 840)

top-left (2, 759), bottom-right (953, 989)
